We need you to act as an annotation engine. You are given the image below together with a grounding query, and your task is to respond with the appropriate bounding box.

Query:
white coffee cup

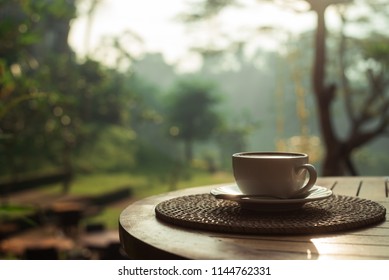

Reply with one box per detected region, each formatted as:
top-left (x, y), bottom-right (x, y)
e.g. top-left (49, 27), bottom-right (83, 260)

top-left (232, 152), bottom-right (317, 199)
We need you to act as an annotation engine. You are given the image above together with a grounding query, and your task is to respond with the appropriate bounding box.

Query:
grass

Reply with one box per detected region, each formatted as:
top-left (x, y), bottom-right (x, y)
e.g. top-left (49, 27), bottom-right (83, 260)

top-left (69, 169), bottom-right (233, 198)
top-left (0, 204), bottom-right (35, 222)
top-left (83, 207), bottom-right (123, 230)
top-left (16, 171), bottom-right (231, 197)
top-left (40, 169), bottom-right (234, 229)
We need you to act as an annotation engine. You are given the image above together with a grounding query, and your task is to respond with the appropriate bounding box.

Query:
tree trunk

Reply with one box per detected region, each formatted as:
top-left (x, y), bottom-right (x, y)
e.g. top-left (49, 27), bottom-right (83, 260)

top-left (312, 4), bottom-right (343, 176)
top-left (310, 1), bottom-right (360, 176)
top-left (322, 143), bottom-right (357, 176)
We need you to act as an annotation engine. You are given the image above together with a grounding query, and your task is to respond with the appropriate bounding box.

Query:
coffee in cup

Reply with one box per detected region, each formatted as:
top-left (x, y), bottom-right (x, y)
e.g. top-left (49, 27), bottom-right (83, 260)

top-left (232, 152), bottom-right (317, 199)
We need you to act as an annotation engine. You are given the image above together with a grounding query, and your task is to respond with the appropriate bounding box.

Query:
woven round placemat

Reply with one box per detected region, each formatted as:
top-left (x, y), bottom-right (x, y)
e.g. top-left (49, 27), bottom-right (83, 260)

top-left (155, 194), bottom-right (386, 235)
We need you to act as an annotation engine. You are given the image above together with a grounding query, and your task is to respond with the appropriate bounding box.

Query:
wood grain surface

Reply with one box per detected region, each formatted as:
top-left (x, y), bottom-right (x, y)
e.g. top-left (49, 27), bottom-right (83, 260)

top-left (119, 177), bottom-right (388, 260)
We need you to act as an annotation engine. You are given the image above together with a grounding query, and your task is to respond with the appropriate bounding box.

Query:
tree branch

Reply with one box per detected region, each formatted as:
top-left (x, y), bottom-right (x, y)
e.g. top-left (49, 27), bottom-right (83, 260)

top-left (353, 68), bottom-right (389, 131)
top-left (349, 113), bottom-right (389, 149)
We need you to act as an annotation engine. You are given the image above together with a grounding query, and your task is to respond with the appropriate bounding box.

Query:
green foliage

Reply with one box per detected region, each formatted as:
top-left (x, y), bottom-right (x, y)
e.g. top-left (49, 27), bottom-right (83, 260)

top-left (0, 0), bottom-right (146, 177)
top-left (75, 125), bottom-right (137, 173)
top-left (0, 204), bottom-right (34, 219)
top-left (0, 203), bottom-right (36, 229)
top-left (166, 77), bottom-right (224, 162)
top-left (167, 77), bottom-right (222, 141)
top-left (361, 35), bottom-right (389, 65)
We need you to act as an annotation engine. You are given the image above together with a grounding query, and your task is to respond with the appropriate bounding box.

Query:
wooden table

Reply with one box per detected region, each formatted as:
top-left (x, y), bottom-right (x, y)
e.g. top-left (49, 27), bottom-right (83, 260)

top-left (119, 177), bottom-right (388, 259)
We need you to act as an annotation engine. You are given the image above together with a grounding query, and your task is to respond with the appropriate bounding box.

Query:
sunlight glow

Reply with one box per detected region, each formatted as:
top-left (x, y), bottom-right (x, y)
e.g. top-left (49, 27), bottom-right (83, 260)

top-left (69, 0), bottom-right (331, 71)
top-left (310, 237), bottom-right (345, 259)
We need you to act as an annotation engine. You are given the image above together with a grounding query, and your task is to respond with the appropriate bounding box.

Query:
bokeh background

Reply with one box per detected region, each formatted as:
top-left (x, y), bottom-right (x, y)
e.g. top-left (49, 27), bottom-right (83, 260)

top-left (1, 0), bottom-right (388, 259)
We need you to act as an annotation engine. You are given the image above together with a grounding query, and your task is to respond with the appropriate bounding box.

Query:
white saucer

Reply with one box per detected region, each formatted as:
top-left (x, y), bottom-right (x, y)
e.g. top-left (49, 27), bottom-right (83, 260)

top-left (210, 185), bottom-right (333, 211)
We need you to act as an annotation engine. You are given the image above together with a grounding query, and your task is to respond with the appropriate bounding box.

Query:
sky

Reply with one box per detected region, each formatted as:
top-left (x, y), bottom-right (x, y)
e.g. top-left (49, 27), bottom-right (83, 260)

top-left (69, 0), bottom-right (192, 68)
top-left (68, 0), bottom-right (320, 71)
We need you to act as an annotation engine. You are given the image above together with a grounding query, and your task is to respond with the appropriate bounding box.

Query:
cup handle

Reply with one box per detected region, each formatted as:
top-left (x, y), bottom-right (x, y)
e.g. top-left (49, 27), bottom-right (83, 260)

top-left (294, 164), bottom-right (317, 196)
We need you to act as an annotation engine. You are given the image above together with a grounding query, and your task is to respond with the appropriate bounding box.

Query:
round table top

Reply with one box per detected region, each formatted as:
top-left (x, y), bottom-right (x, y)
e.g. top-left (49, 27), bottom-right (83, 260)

top-left (118, 177), bottom-right (389, 260)
top-left (119, 186), bottom-right (215, 259)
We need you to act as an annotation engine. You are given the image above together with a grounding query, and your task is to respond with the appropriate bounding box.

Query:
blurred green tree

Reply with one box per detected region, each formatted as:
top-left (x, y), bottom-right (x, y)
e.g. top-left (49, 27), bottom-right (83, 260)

top-left (0, 0), bottom-right (77, 177)
top-left (0, 0), bottom-right (140, 177)
top-left (167, 78), bottom-right (223, 163)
